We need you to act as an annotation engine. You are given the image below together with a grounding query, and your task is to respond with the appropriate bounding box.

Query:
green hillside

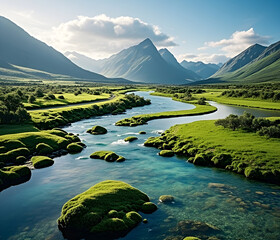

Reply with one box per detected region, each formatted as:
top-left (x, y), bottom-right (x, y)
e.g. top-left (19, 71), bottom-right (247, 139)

top-left (207, 50), bottom-right (280, 84)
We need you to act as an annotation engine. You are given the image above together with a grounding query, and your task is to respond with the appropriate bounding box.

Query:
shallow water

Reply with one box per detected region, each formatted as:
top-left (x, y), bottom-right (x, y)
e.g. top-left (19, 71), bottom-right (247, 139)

top-left (0, 91), bottom-right (280, 240)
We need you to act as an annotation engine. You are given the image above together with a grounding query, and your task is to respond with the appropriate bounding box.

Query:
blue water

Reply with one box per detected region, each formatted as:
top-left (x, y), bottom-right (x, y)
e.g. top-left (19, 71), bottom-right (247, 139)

top-left (0, 92), bottom-right (280, 240)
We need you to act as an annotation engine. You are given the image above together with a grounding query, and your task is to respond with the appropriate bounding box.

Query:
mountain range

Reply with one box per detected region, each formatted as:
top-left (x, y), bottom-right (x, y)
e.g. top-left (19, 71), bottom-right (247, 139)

top-left (180, 61), bottom-right (220, 79)
top-left (66, 39), bottom-right (201, 84)
top-left (207, 40), bottom-right (280, 83)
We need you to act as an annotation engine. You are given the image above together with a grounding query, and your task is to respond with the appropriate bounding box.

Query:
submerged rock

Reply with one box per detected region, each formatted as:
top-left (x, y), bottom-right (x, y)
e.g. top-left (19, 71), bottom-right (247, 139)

top-left (159, 195), bottom-right (175, 203)
top-left (87, 126), bottom-right (107, 135)
top-left (57, 180), bottom-right (157, 239)
top-left (167, 220), bottom-right (221, 240)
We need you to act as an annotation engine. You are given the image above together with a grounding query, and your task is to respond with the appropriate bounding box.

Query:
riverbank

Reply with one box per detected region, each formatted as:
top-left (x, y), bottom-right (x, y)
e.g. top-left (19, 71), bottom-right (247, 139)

top-left (144, 120), bottom-right (280, 184)
top-left (151, 90), bottom-right (280, 110)
top-left (30, 93), bottom-right (151, 129)
top-left (115, 103), bottom-right (217, 126)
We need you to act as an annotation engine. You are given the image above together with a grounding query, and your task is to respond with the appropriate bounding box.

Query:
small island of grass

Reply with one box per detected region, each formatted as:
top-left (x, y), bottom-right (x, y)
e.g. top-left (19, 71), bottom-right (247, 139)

top-left (31, 156), bottom-right (54, 169)
top-left (57, 180), bottom-right (157, 239)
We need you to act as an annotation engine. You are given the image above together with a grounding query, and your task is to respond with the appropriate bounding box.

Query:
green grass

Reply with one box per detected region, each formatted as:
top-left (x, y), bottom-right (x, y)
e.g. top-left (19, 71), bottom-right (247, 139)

top-left (115, 104), bottom-right (217, 126)
top-left (57, 180), bottom-right (157, 238)
top-left (24, 93), bottom-right (110, 109)
top-left (0, 124), bottom-right (39, 136)
top-left (145, 120), bottom-right (280, 184)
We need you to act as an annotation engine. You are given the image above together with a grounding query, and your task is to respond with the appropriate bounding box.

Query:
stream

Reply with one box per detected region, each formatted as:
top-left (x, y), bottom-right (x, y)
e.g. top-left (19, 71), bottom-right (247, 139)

top-left (0, 91), bottom-right (280, 240)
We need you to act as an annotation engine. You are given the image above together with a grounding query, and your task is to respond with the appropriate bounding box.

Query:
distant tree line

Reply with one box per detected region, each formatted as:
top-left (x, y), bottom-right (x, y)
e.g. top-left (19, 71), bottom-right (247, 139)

top-left (215, 112), bottom-right (280, 138)
top-left (221, 90), bottom-right (280, 101)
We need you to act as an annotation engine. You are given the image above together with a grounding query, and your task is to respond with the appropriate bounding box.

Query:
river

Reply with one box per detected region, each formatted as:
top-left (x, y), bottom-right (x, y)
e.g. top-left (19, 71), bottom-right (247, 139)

top-left (0, 91), bottom-right (280, 240)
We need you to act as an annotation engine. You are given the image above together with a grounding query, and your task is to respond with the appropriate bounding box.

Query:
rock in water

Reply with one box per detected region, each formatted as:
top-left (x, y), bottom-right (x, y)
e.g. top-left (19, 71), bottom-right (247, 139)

top-left (57, 180), bottom-right (157, 239)
top-left (87, 126), bottom-right (107, 135)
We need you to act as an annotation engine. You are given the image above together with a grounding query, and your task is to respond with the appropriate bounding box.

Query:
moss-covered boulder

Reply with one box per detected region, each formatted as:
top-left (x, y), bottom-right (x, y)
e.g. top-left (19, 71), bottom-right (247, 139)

top-left (124, 136), bottom-right (138, 142)
top-left (57, 180), bottom-right (157, 238)
top-left (36, 143), bottom-right (54, 155)
top-left (159, 150), bottom-right (175, 157)
top-left (0, 166), bottom-right (31, 191)
top-left (31, 156), bottom-right (54, 169)
top-left (183, 237), bottom-right (201, 240)
top-left (139, 131), bottom-right (146, 134)
top-left (15, 156), bottom-right (27, 164)
top-left (159, 195), bottom-right (175, 203)
top-left (67, 143), bottom-right (84, 154)
top-left (90, 151), bottom-right (125, 163)
top-left (193, 153), bottom-right (211, 166)
top-left (87, 126), bottom-right (107, 135)
top-left (0, 147), bottom-right (30, 164)
top-left (141, 202), bottom-right (158, 213)
top-left (211, 153), bottom-right (232, 168)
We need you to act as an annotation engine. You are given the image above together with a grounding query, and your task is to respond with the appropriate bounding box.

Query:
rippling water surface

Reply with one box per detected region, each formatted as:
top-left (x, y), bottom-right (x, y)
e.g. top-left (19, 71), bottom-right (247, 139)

top-left (0, 91), bottom-right (280, 240)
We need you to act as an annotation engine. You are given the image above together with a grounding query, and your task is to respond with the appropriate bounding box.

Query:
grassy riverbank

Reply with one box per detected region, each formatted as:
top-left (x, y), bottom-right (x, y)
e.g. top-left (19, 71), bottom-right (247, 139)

top-left (115, 103), bottom-right (217, 126)
top-left (30, 93), bottom-right (151, 129)
top-left (144, 120), bottom-right (280, 184)
top-left (151, 90), bottom-right (280, 110)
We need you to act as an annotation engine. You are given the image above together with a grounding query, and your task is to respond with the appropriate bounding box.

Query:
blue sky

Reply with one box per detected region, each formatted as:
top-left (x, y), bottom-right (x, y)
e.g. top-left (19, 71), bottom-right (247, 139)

top-left (1, 0), bottom-right (279, 63)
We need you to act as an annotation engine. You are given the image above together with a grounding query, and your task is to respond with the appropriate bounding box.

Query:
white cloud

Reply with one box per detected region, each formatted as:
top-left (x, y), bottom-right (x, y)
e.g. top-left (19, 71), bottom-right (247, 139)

top-left (49, 14), bottom-right (176, 59)
top-left (200, 28), bottom-right (270, 57)
top-left (178, 53), bottom-right (230, 64)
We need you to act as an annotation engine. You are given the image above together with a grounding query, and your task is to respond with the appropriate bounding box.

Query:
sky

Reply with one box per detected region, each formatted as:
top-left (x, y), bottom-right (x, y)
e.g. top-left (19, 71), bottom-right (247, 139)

top-left (1, 0), bottom-right (280, 64)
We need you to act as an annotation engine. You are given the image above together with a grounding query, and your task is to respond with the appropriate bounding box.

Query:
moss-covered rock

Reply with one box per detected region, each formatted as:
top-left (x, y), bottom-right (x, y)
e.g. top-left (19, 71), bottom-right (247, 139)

top-left (211, 153), bottom-right (232, 168)
top-left (36, 143), bottom-right (54, 155)
top-left (139, 131), bottom-right (146, 135)
top-left (67, 143), bottom-right (84, 154)
top-left (159, 150), bottom-right (175, 157)
top-left (0, 147), bottom-right (30, 164)
top-left (0, 166), bottom-right (31, 191)
top-left (183, 237), bottom-right (201, 240)
top-left (87, 126), bottom-right (107, 135)
top-left (193, 153), bottom-right (211, 166)
top-left (124, 136), bottom-right (138, 142)
top-left (159, 195), bottom-right (175, 203)
top-left (31, 156), bottom-right (54, 169)
top-left (141, 202), bottom-right (158, 213)
top-left (57, 180), bottom-right (157, 238)
top-left (90, 151), bottom-right (125, 163)
top-left (15, 156), bottom-right (27, 164)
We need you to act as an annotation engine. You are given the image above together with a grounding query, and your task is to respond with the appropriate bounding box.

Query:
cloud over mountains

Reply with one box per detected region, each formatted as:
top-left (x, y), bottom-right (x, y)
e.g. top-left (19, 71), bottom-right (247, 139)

top-left (51, 14), bottom-right (176, 59)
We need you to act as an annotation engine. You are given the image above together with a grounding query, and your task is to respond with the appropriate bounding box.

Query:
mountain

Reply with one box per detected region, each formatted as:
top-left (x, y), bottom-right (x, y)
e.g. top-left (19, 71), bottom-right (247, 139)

top-left (180, 60), bottom-right (220, 79)
top-left (158, 48), bottom-right (200, 79)
top-left (64, 51), bottom-right (105, 73)
top-left (203, 41), bottom-right (280, 84)
top-left (66, 39), bottom-right (201, 84)
top-left (0, 16), bottom-right (129, 83)
top-left (212, 43), bottom-right (266, 77)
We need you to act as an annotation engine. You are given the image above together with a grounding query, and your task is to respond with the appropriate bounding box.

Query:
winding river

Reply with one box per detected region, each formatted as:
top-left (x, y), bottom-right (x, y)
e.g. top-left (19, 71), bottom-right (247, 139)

top-left (0, 91), bottom-right (280, 240)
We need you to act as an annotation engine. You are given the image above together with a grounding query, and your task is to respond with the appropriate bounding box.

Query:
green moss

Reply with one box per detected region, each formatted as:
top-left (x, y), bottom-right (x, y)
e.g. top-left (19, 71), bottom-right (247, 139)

top-left (124, 136), bottom-right (138, 142)
top-left (104, 152), bottom-right (119, 162)
top-left (15, 156), bottom-right (27, 164)
top-left (211, 153), bottom-right (232, 168)
top-left (0, 147), bottom-right (30, 164)
top-left (36, 143), bottom-right (54, 155)
top-left (87, 126), bottom-right (107, 135)
top-left (57, 180), bottom-right (156, 237)
top-left (90, 151), bottom-right (125, 163)
top-left (159, 150), bottom-right (174, 157)
top-left (141, 202), bottom-right (158, 213)
top-left (193, 153), bottom-right (211, 166)
top-left (31, 156), bottom-right (54, 169)
top-left (67, 143), bottom-right (84, 154)
top-left (0, 166), bottom-right (31, 190)
top-left (183, 237), bottom-right (201, 240)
